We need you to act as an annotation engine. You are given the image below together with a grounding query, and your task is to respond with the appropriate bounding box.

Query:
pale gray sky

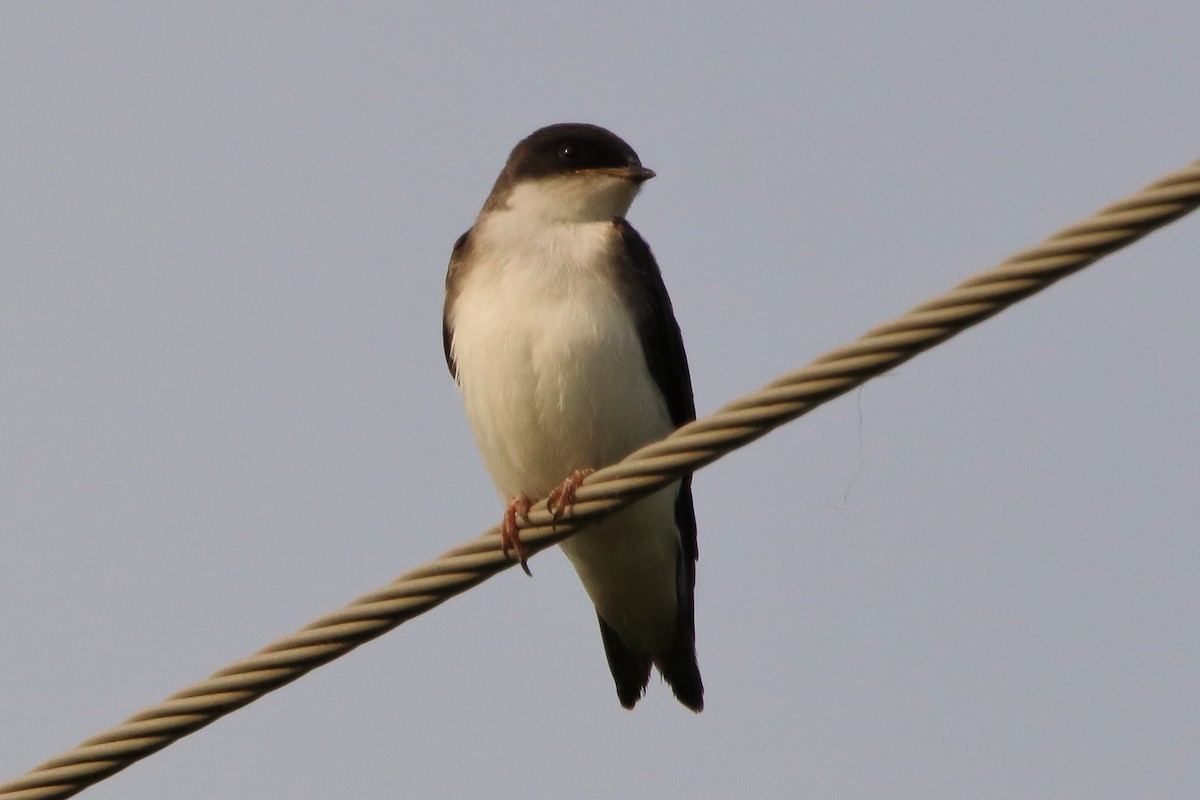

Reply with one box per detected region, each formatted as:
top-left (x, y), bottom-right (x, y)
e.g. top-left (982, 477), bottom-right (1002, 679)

top-left (3, 3), bottom-right (1198, 799)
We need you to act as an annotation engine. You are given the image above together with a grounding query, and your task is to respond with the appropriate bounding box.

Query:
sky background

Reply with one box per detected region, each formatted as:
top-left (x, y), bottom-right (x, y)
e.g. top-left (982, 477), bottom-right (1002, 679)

top-left (2, 3), bottom-right (1198, 799)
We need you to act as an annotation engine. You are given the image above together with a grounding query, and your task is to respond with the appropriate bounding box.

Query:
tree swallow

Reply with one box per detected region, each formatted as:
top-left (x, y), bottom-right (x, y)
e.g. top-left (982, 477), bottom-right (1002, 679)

top-left (442, 123), bottom-right (703, 711)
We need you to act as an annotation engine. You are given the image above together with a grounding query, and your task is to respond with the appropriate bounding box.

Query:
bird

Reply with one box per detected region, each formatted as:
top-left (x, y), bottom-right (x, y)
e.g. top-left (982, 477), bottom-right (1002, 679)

top-left (441, 123), bottom-right (703, 711)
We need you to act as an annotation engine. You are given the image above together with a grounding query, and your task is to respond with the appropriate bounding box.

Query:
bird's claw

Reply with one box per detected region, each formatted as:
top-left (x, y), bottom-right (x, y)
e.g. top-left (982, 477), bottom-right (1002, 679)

top-left (502, 496), bottom-right (533, 576)
top-left (546, 468), bottom-right (595, 526)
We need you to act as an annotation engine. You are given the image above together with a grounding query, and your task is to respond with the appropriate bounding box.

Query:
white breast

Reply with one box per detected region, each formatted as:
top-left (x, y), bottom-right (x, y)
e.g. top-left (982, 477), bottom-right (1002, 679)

top-left (450, 214), bottom-right (672, 499)
top-left (448, 210), bottom-right (682, 653)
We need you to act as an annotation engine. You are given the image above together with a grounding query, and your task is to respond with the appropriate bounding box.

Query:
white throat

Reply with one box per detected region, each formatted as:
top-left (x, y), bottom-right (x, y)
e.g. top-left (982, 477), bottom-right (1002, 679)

top-left (492, 173), bottom-right (641, 224)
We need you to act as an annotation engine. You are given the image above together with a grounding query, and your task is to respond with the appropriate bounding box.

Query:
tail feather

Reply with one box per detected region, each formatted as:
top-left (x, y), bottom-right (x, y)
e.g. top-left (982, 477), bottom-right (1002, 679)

top-left (654, 629), bottom-right (704, 712)
top-left (594, 481), bottom-right (704, 711)
top-left (658, 521), bottom-right (703, 711)
top-left (596, 612), bottom-right (704, 712)
top-left (597, 614), bottom-right (651, 709)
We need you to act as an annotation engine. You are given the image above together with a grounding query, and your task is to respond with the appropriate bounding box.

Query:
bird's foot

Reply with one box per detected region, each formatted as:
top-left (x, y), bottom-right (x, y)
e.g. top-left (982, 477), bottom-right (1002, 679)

top-left (547, 468), bottom-right (595, 524)
top-left (502, 496), bottom-right (534, 576)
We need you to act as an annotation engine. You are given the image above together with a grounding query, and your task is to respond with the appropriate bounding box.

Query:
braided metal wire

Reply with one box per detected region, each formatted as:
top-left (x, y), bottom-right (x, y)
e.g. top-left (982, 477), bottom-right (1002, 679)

top-left (3, 158), bottom-right (1198, 800)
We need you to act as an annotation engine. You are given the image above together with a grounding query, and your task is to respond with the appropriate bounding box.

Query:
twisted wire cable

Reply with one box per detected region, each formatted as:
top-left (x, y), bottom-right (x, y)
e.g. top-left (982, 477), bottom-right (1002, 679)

top-left (3, 158), bottom-right (1198, 800)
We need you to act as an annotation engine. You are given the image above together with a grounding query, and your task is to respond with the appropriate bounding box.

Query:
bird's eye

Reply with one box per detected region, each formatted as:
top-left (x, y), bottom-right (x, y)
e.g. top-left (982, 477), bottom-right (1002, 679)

top-left (557, 142), bottom-right (584, 162)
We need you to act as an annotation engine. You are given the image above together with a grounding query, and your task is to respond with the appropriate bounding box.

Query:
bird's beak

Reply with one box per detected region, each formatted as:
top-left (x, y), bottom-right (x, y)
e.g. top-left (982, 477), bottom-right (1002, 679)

top-left (596, 165), bottom-right (656, 184)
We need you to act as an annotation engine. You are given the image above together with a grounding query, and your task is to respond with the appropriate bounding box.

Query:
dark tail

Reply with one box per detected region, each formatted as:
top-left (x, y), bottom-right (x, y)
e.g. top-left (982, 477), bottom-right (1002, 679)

top-left (597, 481), bottom-right (704, 711)
top-left (656, 522), bottom-right (704, 711)
top-left (597, 615), bottom-right (652, 709)
top-left (596, 612), bottom-right (704, 712)
top-left (654, 626), bottom-right (704, 712)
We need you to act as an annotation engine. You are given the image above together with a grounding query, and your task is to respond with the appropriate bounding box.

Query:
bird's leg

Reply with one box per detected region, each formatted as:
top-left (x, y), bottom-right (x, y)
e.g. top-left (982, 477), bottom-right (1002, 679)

top-left (502, 495), bottom-right (534, 576)
top-left (547, 468), bottom-right (595, 523)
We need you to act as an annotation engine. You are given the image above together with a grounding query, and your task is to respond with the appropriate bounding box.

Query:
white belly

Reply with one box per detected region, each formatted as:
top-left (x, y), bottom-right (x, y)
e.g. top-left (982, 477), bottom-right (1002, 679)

top-left (449, 220), bottom-right (681, 651)
top-left (450, 223), bottom-right (672, 498)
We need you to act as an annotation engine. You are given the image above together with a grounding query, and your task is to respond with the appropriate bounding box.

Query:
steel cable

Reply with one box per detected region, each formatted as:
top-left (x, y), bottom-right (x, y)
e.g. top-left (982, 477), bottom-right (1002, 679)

top-left (3, 158), bottom-right (1197, 800)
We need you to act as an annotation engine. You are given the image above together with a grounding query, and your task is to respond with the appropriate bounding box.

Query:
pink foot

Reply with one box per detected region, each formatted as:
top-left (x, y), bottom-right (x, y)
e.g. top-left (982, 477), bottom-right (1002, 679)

top-left (546, 468), bottom-right (596, 523)
top-left (502, 496), bottom-right (533, 576)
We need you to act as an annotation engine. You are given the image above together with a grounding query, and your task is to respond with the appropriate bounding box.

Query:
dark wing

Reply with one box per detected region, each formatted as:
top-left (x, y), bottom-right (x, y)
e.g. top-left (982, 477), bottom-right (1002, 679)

top-left (610, 219), bottom-right (697, 561)
top-left (442, 230), bottom-right (472, 382)
top-left (611, 219), bottom-right (696, 430)
top-left (610, 218), bottom-right (703, 711)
